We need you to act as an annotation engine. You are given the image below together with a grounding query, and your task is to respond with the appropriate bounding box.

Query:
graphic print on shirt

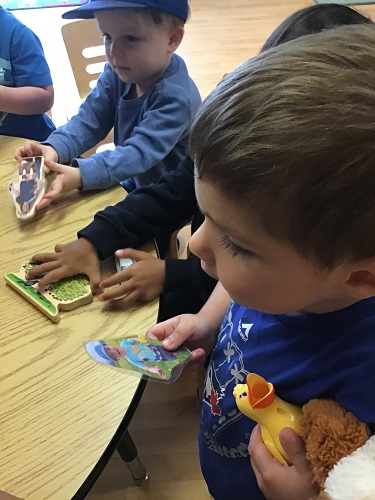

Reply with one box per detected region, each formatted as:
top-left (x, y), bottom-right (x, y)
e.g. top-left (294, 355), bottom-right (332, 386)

top-left (200, 302), bottom-right (254, 460)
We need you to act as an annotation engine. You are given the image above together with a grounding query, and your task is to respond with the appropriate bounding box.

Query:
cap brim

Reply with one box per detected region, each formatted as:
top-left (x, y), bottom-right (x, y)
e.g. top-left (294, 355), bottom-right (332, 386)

top-left (62, 1), bottom-right (146, 19)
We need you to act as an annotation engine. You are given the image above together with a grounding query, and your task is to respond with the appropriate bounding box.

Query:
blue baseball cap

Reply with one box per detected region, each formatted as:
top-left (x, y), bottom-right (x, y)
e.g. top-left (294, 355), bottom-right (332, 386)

top-left (62, 0), bottom-right (189, 21)
top-left (85, 340), bottom-right (118, 366)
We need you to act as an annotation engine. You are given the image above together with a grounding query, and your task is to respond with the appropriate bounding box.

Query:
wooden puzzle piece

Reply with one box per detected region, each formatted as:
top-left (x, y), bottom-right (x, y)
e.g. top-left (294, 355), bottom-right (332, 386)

top-left (4, 262), bottom-right (93, 323)
top-left (8, 156), bottom-right (47, 220)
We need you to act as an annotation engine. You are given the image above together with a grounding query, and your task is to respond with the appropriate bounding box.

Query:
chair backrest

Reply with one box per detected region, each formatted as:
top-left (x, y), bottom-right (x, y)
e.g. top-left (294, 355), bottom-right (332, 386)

top-left (61, 19), bottom-right (106, 101)
top-left (61, 19), bottom-right (114, 157)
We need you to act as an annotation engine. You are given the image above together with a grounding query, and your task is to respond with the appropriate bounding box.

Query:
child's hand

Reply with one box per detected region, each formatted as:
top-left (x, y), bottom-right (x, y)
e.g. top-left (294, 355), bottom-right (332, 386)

top-left (249, 426), bottom-right (319, 500)
top-left (14, 141), bottom-right (58, 164)
top-left (98, 248), bottom-right (165, 308)
top-left (26, 238), bottom-right (101, 291)
top-left (36, 159), bottom-right (83, 210)
top-left (147, 313), bottom-right (217, 369)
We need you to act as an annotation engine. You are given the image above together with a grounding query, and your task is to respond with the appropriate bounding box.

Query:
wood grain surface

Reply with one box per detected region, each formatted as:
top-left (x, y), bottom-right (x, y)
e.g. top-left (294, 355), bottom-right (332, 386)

top-left (0, 136), bottom-right (158, 500)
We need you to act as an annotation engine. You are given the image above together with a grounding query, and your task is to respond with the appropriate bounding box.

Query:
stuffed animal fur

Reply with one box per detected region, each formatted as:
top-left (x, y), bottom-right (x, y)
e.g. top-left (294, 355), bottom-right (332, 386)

top-left (300, 399), bottom-right (374, 499)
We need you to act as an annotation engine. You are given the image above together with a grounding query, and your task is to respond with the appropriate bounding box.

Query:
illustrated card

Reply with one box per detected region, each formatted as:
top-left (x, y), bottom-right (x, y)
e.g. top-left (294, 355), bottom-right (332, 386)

top-left (85, 334), bottom-right (192, 383)
top-left (8, 156), bottom-right (47, 220)
top-left (4, 262), bottom-right (93, 323)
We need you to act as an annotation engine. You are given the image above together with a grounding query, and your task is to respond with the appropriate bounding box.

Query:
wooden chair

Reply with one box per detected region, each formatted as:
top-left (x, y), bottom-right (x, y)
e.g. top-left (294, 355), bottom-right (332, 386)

top-left (61, 19), bottom-right (114, 157)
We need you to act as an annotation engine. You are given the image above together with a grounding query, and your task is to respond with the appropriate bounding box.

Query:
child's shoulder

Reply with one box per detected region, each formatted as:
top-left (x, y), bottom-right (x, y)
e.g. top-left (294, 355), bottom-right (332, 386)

top-left (149, 56), bottom-right (201, 109)
top-left (1, 6), bottom-right (22, 27)
top-left (0, 8), bottom-right (35, 40)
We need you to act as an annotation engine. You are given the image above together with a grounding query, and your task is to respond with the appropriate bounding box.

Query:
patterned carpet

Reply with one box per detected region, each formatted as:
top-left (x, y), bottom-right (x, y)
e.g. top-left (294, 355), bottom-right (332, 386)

top-left (4, 0), bottom-right (82, 10)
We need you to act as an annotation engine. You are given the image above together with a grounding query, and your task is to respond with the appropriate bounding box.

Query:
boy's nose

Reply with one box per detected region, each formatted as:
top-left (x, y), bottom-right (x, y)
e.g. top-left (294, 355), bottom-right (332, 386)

top-left (189, 221), bottom-right (214, 263)
top-left (108, 40), bottom-right (123, 58)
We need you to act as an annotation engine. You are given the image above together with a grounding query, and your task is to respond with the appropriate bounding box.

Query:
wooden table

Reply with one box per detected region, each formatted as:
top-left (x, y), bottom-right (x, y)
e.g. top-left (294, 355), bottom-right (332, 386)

top-left (0, 136), bottom-right (159, 500)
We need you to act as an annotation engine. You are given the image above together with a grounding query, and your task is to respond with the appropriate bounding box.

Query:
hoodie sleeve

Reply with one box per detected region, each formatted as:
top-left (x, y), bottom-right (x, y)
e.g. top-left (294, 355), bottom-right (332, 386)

top-left (78, 156), bottom-right (197, 259)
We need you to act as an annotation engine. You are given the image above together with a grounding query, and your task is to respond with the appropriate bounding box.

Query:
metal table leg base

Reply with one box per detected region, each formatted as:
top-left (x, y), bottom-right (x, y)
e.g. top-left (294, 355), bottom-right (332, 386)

top-left (124, 456), bottom-right (149, 485)
top-left (117, 430), bottom-right (149, 486)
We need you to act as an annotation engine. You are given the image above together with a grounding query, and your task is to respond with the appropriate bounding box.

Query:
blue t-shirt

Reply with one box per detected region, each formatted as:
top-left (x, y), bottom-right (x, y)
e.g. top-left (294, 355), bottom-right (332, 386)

top-left (0, 7), bottom-right (55, 140)
top-left (200, 299), bottom-right (375, 499)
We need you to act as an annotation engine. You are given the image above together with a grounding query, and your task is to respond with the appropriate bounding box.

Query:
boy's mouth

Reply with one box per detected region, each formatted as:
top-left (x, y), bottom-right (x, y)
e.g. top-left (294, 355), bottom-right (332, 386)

top-left (200, 260), bottom-right (217, 280)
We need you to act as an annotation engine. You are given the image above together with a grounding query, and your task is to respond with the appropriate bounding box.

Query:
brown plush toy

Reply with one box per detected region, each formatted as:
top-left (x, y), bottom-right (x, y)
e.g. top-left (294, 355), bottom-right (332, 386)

top-left (299, 399), bottom-right (373, 499)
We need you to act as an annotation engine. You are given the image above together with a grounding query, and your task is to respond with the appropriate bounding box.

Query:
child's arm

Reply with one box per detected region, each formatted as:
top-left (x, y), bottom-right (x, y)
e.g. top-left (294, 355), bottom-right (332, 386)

top-left (74, 89), bottom-right (198, 191)
top-left (44, 64), bottom-right (200, 191)
top-left (147, 283), bottom-right (231, 368)
top-left (26, 238), bottom-right (101, 291)
top-left (0, 85), bottom-right (53, 115)
top-left (7, 21), bottom-right (54, 115)
top-left (78, 156), bottom-right (197, 256)
top-left (25, 158), bottom-right (196, 290)
top-left (41, 67), bottom-right (121, 171)
top-left (249, 426), bottom-right (318, 500)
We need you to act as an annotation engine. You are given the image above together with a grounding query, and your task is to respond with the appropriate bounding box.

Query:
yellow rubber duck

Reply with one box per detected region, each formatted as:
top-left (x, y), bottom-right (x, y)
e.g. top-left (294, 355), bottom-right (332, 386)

top-left (233, 373), bottom-right (302, 465)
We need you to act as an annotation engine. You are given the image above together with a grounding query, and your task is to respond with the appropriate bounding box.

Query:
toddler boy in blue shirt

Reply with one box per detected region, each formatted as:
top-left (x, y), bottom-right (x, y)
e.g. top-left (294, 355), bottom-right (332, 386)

top-left (0, 6), bottom-right (55, 141)
top-left (147, 24), bottom-right (375, 500)
top-left (15, 0), bottom-right (201, 210)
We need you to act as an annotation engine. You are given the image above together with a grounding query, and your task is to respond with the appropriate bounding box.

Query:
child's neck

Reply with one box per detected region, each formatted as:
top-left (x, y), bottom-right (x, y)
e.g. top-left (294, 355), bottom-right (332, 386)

top-left (137, 57), bottom-right (173, 96)
top-left (301, 296), bottom-right (362, 315)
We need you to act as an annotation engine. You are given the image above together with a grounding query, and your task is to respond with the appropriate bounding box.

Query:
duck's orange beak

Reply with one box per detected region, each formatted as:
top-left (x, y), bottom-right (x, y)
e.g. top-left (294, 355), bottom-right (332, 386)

top-left (246, 373), bottom-right (275, 409)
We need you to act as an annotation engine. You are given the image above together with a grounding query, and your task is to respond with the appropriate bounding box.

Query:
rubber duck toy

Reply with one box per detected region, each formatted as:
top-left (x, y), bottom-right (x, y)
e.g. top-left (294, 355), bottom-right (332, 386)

top-left (233, 372), bottom-right (302, 465)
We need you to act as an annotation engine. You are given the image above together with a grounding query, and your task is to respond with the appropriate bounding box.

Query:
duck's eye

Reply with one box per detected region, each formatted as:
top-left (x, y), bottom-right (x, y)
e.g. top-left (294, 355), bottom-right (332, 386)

top-left (240, 391), bottom-right (247, 398)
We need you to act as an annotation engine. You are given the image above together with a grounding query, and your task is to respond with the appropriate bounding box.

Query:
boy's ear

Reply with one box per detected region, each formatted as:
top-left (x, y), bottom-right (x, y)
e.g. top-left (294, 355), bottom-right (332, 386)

top-left (168, 26), bottom-right (184, 52)
top-left (344, 258), bottom-right (375, 299)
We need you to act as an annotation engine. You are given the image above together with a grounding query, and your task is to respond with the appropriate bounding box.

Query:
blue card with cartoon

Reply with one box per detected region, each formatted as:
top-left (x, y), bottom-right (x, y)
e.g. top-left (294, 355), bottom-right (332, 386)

top-left (85, 334), bottom-right (192, 383)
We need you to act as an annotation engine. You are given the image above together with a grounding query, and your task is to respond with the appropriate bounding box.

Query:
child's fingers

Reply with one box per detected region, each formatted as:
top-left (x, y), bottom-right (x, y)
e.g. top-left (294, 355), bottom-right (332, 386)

top-left (147, 316), bottom-right (196, 350)
top-left (87, 267), bottom-right (102, 292)
top-left (99, 280), bottom-right (133, 301)
top-left (100, 269), bottom-right (131, 289)
top-left (27, 259), bottom-right (59, 279)
top-left (146, 320), bottom-right (177, 342)
top-left (30, 252), bottom-right (59, 264)
top-left (35, 196), bottom-right (53, 211)
top-left (115, 248), bottom-right (148, 262)
top-left (249, 424), bottom-right (280, 473)
top-left (43, 159), bottom-right (64, 173)
top-left (185, 348), bottom-right (207, 370)
top-left (102, 289), bottom-right (139, 310)
top-left (14, 148), bottom-right (24, 161)
top-left (35, 267), bottom-right (69, 291)
top-left (36, 183), bottom-right (62, 210)
top-left (279, 428), bottom-right (308, 470)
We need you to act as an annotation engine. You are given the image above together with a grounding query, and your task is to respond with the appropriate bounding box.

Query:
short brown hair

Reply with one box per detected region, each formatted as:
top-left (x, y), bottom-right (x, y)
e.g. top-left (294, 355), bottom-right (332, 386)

top-left (190, 24), bottom-right (375, 268)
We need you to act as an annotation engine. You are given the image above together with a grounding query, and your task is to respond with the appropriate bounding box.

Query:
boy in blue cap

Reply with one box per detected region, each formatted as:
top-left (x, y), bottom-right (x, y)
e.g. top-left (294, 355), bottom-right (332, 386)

top-left (15, 0), bottom-right (201, 209)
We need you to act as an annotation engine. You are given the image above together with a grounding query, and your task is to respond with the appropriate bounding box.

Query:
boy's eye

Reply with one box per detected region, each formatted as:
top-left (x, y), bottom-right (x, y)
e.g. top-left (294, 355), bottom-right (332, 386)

top-left (123, 35), bottom-right (139, 43)
top-left (102, 33), bottom-right (111, 43)
top-left (220, 235), bottom-right (254, 259)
